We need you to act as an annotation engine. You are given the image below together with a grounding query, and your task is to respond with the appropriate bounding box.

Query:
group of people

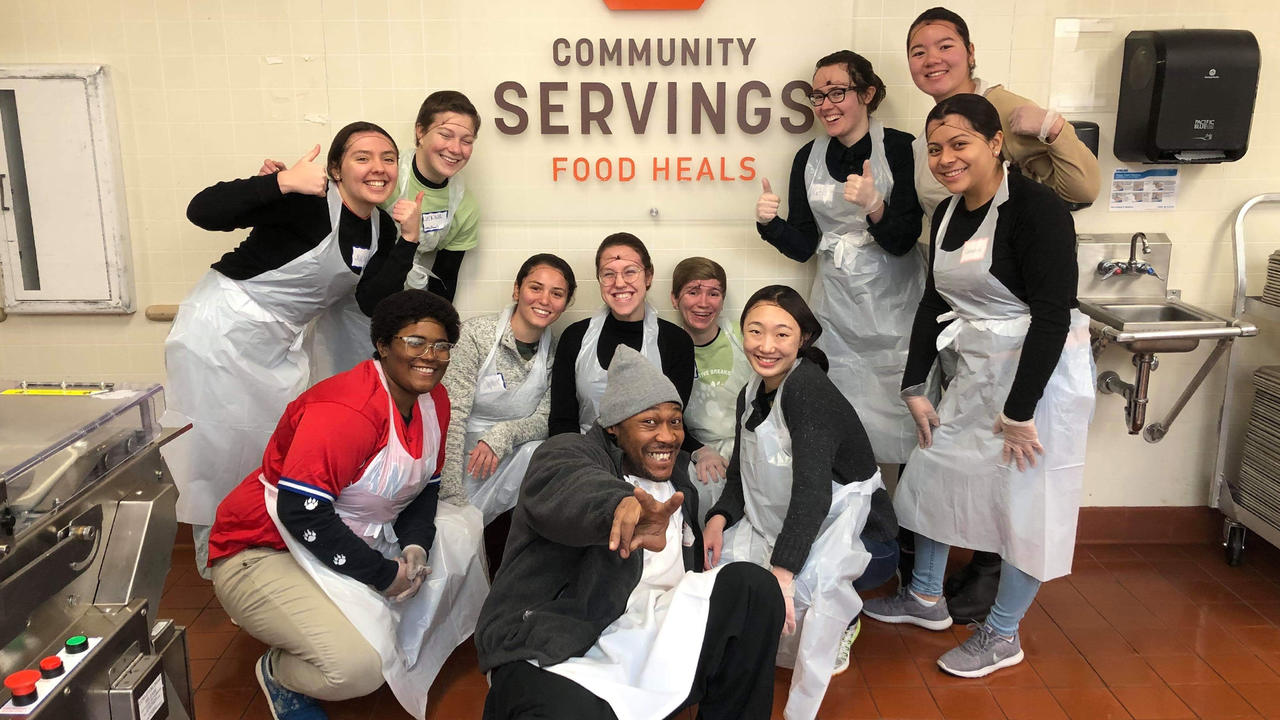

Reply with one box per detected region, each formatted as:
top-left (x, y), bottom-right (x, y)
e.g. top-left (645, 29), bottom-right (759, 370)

top-left (158, 7), bottom-right (1101, 720)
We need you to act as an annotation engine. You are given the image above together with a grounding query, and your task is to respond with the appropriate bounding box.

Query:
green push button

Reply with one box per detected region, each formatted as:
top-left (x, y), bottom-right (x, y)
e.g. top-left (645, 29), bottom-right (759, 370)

top-left (65, 635), bottom-right (89, 654)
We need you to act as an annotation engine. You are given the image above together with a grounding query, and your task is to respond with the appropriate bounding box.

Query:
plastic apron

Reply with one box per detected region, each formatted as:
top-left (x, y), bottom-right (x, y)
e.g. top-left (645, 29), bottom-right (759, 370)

top-left (719, 366), bottom-right (879, 720)
top-left (805, 121), bottom-right (925, 465)
top-left (683, 322), bottom-right (753, 515)
top-left (399, 156), bottom-right (466, 290)
top-left (462, 305), bottom-right (551, 524)
top-left (892, 168), bottom-right (1095, 582)
top-left (261, 362), bottom-right (488, 719)
top-left (162, 185), bottom-right (364, 526)
top-left (574, 304), bottom-right (662, 433)
top-left (545, 475), bottom-right (723, 720)
top-left (307, 209), bottom-right (383, 381)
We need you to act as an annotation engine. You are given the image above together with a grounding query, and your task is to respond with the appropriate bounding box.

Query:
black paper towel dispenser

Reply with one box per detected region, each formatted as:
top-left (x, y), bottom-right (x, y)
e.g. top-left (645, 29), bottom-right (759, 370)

top-left (1114, 29), bottom-right (1259, 164)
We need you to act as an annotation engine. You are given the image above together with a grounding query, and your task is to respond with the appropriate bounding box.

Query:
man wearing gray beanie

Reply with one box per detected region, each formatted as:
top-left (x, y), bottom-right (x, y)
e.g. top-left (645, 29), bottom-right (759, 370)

top-left (476, 345), bottom-right (785, 720)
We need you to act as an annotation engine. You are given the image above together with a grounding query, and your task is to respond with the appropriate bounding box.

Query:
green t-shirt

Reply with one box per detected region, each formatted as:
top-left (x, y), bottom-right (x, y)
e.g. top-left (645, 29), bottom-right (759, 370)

top-left (693, 325), bottom-right (741, 389)
top-left (381, 158), bottom-right (480, 254)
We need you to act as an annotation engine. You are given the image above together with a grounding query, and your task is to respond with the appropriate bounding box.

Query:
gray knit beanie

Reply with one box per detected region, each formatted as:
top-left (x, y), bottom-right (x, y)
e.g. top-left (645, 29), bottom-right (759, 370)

top-left (597, 345), bottom-right (682, 428)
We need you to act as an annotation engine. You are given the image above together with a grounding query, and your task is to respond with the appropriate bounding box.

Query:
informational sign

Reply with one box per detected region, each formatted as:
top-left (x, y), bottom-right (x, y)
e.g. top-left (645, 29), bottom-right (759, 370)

top-left (1109, 167), bottom-right (1178, 211)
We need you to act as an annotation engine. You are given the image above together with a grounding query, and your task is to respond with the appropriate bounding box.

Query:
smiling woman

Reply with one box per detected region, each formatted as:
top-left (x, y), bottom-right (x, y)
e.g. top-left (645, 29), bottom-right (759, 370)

top-left (160, 121), bottom-right (425, 580)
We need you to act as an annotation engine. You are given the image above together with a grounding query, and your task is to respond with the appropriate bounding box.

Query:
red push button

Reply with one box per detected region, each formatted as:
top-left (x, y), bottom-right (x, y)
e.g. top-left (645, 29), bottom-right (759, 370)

top-left (39, 655), bottom-right (64, 679)
top-left (4, 669), bottom-right (40, 706)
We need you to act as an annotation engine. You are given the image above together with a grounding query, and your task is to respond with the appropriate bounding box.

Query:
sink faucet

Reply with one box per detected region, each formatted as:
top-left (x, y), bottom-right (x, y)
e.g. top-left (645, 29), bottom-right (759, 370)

top-left (1098, 232), bottom-right (1160, 279)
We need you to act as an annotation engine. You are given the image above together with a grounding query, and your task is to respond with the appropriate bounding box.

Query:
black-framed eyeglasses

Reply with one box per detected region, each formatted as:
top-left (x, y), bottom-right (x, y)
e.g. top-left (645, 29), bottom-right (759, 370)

top-left (394, 336), bottom-right (453, 359)
top-left (807, 86), bottom-right (856, 107)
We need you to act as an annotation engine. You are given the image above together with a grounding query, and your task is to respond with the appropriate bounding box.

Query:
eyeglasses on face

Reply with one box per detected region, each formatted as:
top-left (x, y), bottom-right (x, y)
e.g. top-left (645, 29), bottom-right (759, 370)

top-left (807, 86), bottom-right (857, 107)
top-left (394, 336), bottom-right (453, 358)
top-left (598, 266), bottom-right (644, 286)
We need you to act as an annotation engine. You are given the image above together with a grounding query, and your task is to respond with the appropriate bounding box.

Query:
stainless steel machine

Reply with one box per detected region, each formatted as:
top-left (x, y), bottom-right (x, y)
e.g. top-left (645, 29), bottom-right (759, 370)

top-left (0, 381), bottom-right (193, 719)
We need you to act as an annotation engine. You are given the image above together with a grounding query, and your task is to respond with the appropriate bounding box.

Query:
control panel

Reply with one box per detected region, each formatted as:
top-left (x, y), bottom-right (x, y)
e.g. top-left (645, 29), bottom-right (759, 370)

top-left (0, 636), bottom-right (100, 715)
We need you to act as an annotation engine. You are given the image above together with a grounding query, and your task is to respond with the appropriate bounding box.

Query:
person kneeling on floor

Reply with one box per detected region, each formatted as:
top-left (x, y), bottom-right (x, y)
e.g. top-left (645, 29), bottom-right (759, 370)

top-left (475, 345), bottom-right (785, 720)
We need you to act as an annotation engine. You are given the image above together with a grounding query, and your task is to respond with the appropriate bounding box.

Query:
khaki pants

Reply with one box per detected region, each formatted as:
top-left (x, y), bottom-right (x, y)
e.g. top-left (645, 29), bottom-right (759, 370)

top-left (212, 547), bottom-right (383, 701)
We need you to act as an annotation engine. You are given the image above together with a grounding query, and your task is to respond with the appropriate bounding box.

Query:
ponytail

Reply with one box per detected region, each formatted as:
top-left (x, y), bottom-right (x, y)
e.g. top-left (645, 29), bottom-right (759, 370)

top-left (799, 345), bottom-right (829, 373)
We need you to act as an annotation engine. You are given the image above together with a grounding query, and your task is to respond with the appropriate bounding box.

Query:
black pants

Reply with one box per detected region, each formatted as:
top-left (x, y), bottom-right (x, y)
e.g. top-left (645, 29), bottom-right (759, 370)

top-left (483, 562), bottom-right (784, 720)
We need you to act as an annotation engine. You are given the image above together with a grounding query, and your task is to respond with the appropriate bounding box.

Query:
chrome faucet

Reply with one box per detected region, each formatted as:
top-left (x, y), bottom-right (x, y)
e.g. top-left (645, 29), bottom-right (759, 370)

top-left (1098, 231), bottom-right (1159, 279)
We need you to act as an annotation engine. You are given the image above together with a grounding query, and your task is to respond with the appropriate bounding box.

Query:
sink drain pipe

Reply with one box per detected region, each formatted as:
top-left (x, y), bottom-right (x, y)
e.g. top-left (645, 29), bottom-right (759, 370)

top-left (1098, 353), bottom-right (1157, 434)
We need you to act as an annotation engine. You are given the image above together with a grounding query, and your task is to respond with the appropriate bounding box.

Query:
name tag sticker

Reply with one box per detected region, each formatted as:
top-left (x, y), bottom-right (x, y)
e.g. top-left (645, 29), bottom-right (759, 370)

top-left (960, 237), bottom-right (989, 264)
top-left (420, 209), bottom-right (449, 234)
top-left (811, 185), bottom-right (834, 205)
top-left (682, 522), bottom-right (695, 547)
top-left (350, 245), bottom-right (371, 269)
top-left (477, 373), bottom-right (506, 394)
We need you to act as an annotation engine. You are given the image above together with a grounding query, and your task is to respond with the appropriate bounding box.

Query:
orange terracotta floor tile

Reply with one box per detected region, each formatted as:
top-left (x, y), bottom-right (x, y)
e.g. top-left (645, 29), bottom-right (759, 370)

top-left (160, 538), bottom-right (1280, 719)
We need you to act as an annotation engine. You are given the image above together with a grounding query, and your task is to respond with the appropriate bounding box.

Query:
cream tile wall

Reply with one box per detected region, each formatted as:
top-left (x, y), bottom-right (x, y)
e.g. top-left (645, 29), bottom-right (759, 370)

top-left (1, 0), bottom-right (1277, 510)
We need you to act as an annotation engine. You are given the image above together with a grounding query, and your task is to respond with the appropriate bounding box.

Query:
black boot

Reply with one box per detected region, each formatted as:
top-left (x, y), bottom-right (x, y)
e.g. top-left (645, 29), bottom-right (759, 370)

top-left (944, 551), bottom-right (1001, 624)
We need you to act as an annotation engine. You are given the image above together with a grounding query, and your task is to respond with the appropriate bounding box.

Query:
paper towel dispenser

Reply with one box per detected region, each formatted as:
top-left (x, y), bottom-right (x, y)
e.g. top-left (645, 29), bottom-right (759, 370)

top-left (1114, 29), bottom-right (1259, 164)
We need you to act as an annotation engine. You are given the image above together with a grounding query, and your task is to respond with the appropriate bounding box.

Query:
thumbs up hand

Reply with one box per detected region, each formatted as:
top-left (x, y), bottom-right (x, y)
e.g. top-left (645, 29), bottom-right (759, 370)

top-left (392, 191), bottom-right (426, 244)
top-left (276, 144), bottom-right (327, 197)
top-left (843, 159), bottom-right (884, 215)
top-left (756, 178), bottom-right (780, 224)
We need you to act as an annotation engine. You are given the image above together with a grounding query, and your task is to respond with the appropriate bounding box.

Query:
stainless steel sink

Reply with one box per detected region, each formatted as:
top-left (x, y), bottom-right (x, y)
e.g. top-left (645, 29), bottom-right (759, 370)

top-left (1079, 299), bottom-right (1252, 353)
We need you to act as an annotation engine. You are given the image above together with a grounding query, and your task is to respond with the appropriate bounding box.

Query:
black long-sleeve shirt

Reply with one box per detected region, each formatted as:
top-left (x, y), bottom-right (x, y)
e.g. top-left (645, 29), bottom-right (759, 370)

top-left (902, 172), bottom-right (1078, 422)
top-left (548, 312), bottom-right (699, 452)
top-left (757, 127), bottom-right (923, 261)
top-left (707, 359), bottom-right (893, 574)
top-left (188, 174), bottom-right (417, 315)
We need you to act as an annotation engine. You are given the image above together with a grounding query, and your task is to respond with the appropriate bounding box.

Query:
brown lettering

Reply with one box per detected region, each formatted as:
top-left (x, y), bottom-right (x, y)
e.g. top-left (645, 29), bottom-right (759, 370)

top-left (581, 83), bottom-right (614, 134)
top-left (737, 81), bottom-right (770, 134)
top-left (691, 82), bottom-right (726, 134)
top-left (622, 82), bottom-right (657, 133)
top-left (540, 82), bottom-right (570, 135)
top-left (780, 80), bottom-right (814, 134)
top-left (494, 81), bottom-right (528, 135)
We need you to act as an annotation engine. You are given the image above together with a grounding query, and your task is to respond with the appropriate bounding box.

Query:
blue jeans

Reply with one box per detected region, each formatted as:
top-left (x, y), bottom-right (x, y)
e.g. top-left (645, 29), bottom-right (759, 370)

top-left (908, 534), bottom-right (1041, 637)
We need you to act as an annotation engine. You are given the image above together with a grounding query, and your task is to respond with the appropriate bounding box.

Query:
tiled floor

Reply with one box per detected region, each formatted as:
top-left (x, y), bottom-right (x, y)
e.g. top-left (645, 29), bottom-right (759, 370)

top-left (164, 539), bottom-right (1280, 720)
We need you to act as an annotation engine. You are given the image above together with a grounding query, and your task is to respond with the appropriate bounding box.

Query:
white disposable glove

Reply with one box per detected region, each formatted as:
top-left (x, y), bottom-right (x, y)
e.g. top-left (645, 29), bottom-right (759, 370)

top-left (1008, 105), bottom-right (1063, 143)
top-left (843, 160), bottom-right (884, 215)
top-left (691, 446), bottom-right (728, 485)
top-left (393, 544), bottom-right (431, 602)
top-left (756, 178), bottom-right (780, 224)
top-left (391, 191), bottom-right (426, 244)
top-left (905, 396), bottom-right (940, 449)
top-left (993, 412), bottom-right (1044, 471)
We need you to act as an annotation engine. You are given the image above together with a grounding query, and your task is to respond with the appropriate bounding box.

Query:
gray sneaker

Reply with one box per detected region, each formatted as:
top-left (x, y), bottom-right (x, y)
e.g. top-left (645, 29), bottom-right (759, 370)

top-left (862, 587), bottom-right (954, 631)
top-left (936, 624), bottom-right (1025, 678)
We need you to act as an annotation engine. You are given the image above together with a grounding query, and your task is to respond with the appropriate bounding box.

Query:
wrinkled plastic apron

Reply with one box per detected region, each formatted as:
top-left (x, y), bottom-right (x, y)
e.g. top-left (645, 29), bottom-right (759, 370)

top-left (682, 322), bottom-right (753, 515)
top-left (163, 185), bottom-right (364, 525)
top-left (402, 160), bottom-right (465, 290)
top-left (720, 366), bottom-right (879, 720)
top-left (545, 475), bottom-right (722, 720)
top-left (262, 362), bottom-right (487, 719)
top-left (574, 304), bottom-right (662, 433)
top-left (892, 168), bottom-right (1095, 582)
top-left (462, 304), bottom-right (551, 524)
top-left (805, 121), bottom-right (925, 465)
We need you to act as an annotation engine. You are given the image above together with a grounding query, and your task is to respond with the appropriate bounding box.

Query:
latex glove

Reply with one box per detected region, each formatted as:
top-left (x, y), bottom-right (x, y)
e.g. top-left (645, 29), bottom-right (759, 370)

top-left (256, 158), bottom-right (287, 176)
top-left (1008, 105), bottom-right (1063, 143)
top-left (905, 396), bottom-right (940, 449)
top-left (391, 191), bottom-right (426, 244)
top-left (756, 178), bottom-right (780, 224)
top-left (392, 545), bottom-right (431, 602)
top-left (610, 486), bottom-right (684, 560)
top-left (691, 446), bottom-right (728, 485)
top-left (772, 566), bottom-right (797, 636)
top-left (382, 557), bottom-right (414, 598)
top-left (843, 160), bottom-right (884, 215)
top-left (993, 413), bottom-right (1044, 471)
top-left (702, 514), bottom-right (726, 570)
top-left (466, 440), bottom-right (500, 479)
top-left (276, 144), bottom-right (328, 196)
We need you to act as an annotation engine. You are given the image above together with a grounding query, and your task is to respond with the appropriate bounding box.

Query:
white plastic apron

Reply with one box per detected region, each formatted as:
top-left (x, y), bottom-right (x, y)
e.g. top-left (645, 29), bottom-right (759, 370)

top-left (163, 185), bottom-right (363, 525)
top-left (719, 366), bottom-right (879, 720)
top-left (545, 476), bottom-right (722, 720)
top-left (574, 304), bottom-right (662, 433)
top-left (262, 362), bottom-right (487, 719)
top-left (463, 305), bottom-right (551, 524)
top-left (805, 121), bottom-right (924, 464)
top-left (308, 208), bottom-right (384, 381)
top-left (683, 322), bottom-right (753, 515)
top-left (893, 168), bottom-right (1095, 582)
top-left (401, 158), bottom-right (465, 290)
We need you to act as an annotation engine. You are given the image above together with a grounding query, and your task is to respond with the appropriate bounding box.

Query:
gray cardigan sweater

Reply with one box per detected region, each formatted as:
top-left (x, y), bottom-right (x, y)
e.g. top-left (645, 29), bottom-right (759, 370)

top-left (438, 311), bottom-right (553, 506)
top-left (474, 424), bottom-right (702, 673)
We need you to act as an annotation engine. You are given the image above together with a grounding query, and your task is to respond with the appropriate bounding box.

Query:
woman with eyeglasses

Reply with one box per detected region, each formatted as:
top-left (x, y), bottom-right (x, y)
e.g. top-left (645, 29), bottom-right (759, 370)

top-left (754, 51), bottom-right (925, 469)
top-left (438, 253), bottom-right (577, 525)
top-left (548, 233), bottom-right (697, 452)
top-left (207, 289), bottom-right (489, 719)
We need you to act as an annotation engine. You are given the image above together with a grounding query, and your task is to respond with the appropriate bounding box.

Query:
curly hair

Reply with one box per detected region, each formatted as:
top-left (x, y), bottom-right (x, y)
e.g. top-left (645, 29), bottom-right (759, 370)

top-left (369, 289), bottom-right (461, 355)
